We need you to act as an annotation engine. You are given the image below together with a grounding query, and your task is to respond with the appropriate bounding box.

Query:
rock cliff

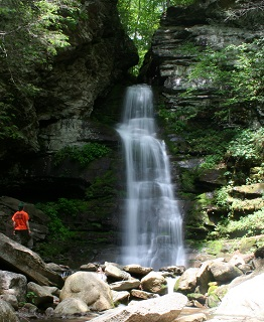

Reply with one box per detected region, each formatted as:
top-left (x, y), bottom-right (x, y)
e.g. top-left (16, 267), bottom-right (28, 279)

top-left (0, 0), bottom-right (137, 196)
top-left (1, 0), bottom-right (263, 265)
top-left (139, 0), bottom-right (264, 242)
top-left (0, 0), bottom-right (137, 265)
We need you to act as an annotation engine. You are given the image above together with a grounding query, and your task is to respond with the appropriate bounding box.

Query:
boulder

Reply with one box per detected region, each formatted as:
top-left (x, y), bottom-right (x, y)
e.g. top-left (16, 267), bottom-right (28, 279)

top-left (0, 233), bottom-right (64, 288)
top-left (27, 282), bottom-right (56, 307)
top-left (0, 300), bottom-right (19, 322)
top-left (159, 265), bottom-right (185, 275)
top-left (105, 262), bottom-right (131, 281)
top-left (215, 273), bottom-right (264, 319)
top-left (109, 279), bottom-right (141, 291)
top-left (0, 270), bottom-right (27, 303)
top-left (0, 294), bottom-right (18, 310)
top-left (130, 289), bottom-right (160, 300)
top-left (176, 268), bottom-right (199, 294)
top-left (54, 298), bottom-right (89, 316)
top-left (176, 312), bottom-right (207, 322)
top-left (111, 290), bottom-right (130, 304)
top-left (123, 264), bottom-right (153, 276)
top-left (79, 263), bottom-right (98, 272)
top-left (60, 271), bottom-right (113, 311)
top-left (196, 259), bottom-right (220, 294)
top-left (88, 293), bottom-right (188, 322)
top-left (209, 261), bottom-right (243, 283)
top-left (140, 272), bottom-right (166, 293)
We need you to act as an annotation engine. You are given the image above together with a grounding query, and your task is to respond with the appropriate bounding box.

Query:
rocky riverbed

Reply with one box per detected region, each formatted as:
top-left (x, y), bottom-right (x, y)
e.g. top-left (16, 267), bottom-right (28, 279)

top-left (1, 231), bottom-right (264, 322)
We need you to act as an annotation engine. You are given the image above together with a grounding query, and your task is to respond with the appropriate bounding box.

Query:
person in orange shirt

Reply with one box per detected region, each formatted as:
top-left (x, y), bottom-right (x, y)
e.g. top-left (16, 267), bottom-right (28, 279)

top-left (12, 202), bottom-right (31, 247)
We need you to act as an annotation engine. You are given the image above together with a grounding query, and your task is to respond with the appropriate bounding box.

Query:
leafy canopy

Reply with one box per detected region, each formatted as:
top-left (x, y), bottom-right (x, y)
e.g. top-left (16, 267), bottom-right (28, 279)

top-left (0, 0), bottom-right (86, 142)
top-left (118, 0), bottom-right (195, 73)
top-left (0, 0), bottom-right (85, 83)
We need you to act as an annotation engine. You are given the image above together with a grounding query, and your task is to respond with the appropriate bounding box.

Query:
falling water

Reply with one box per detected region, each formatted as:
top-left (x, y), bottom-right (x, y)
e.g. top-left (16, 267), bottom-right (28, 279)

top-left (117, 84), bottom-right (185, 270)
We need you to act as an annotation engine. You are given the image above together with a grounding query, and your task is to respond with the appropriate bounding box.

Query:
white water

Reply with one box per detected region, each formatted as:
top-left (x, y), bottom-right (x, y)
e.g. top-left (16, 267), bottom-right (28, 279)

top-left (166, 277), bottom-right (178, 294)
top-left (117, 84), bottom-right (185, 270)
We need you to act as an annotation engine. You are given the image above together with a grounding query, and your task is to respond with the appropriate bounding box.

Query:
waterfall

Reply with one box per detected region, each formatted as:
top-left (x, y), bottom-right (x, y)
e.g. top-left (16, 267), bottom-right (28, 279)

top-left (166, 277), bottom-right (178, 294)
top-left (117, 84), bottom-right (185, 270)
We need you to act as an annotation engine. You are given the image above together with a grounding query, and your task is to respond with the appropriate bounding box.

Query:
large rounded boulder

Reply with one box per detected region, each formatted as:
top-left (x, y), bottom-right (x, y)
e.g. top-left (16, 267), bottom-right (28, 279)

top-left (60, 271), bottom-right (113, 311)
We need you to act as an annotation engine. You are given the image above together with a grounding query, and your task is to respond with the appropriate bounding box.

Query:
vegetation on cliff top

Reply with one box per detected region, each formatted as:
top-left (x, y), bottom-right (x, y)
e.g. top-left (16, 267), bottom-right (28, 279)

top-left (118, 0), bottom-right (195, 72)
top-left (0, 0), bottom-right (86, 142)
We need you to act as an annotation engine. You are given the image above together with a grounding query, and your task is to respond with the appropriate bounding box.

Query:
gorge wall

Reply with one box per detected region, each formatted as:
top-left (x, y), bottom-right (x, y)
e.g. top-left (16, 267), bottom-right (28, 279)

top-left (140, 0), bottom-right (264, 252)
top-left (0, 0), bottom-right (263, 266)
top-left (0, 0), bottom-right (137, 266)
top-left (0, 0), bottom-right (139, 199)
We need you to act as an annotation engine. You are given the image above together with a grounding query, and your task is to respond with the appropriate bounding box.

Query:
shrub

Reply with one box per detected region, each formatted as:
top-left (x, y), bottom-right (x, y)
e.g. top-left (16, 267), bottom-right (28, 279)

top-left (54, 143), bottom-right (111, 167)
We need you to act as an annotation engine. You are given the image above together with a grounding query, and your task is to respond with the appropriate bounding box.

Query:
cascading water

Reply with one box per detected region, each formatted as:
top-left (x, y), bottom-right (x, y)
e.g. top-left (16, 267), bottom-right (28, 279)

top-left (117, 84), bottom-right (185, 270)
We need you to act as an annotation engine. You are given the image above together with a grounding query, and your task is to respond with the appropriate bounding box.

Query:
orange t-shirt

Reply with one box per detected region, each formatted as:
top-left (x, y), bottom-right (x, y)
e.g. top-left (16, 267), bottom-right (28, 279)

top-left (12, 210), bottom-right (30, 231)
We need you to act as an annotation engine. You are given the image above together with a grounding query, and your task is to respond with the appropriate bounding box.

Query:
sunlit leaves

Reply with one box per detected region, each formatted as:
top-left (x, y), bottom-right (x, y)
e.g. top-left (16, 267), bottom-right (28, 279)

top-left (226, 128), bottom-right (264, 163)
top-left (0, 0), bottom-right (85, 79)
top-left (0, 0), bottom-right (86, 142)
top-left (118, 0), bottom-right (196, 73)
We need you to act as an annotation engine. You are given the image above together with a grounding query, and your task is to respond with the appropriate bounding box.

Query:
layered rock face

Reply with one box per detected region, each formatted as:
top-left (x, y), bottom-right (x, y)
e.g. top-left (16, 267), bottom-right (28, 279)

top-left (0, 0), bottom-right (137, 265)
top-left (0, 0), bottom-right (137, 196)
top-left (141, 0), bottom-right (262, 124)
top-left (36, 0), bottom-right (138, 153)
top-left (139, 0), bottom-right (264, 240)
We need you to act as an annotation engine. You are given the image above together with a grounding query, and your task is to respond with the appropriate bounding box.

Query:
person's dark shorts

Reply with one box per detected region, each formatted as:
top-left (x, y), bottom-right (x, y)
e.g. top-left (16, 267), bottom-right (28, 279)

top-left (14, 230), bottom-right (31, 247)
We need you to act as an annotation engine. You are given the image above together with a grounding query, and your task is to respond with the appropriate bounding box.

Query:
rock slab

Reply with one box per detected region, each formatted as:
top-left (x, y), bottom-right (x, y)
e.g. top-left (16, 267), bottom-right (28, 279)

top-left (0, 233), bottom-right (63, 288)
top-left (88, 292), bottom-right (188, 322)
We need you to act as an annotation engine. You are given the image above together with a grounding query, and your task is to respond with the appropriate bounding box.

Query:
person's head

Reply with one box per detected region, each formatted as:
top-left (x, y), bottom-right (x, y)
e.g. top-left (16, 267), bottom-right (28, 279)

top-left (18, 202), bottom-right (24, 211)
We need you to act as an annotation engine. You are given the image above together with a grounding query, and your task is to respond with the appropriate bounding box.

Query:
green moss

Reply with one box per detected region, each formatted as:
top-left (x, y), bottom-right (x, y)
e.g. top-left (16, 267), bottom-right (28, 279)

top-left (204, 240), bottom-right (226, 256)
top-left (54, 143), bottom-right (111, 167)
top-left (207, 293), bottom-right (221, 308)
top-left (179, 168), bottom-right (199, 192)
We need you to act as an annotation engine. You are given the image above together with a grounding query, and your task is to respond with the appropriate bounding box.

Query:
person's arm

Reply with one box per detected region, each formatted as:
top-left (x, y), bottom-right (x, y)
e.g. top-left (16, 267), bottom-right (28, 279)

top-left (26, 220), bottom-right (31, 234)
top-left (13, 221), bottom-right (16, 234)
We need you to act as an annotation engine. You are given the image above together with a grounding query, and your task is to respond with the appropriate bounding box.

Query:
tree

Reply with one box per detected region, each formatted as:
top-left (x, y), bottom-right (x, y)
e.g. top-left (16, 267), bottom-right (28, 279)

top-left (118, 0), bottom-right (195, 73)
top-left (0, 0), bottom-right (84, 86)
top-left (0, 0), bottom-right (85, 143)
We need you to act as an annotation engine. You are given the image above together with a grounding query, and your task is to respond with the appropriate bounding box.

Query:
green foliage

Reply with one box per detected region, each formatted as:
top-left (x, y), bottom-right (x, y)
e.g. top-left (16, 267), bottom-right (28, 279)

top-left (214, 186), bottom-right (232, 209)
top-left (222, 208), bottom-right (264, 237)
top-left (199, 155), bottom-right (223, 170)
top-left (54, 143), bottom-right (111, 167)
top-left (247, 164), bottom-right (264, 184)
top-left (0, 0), bottom-right (86, 86)
top-left (173, 0), bottom-right (195, 5)
top-left (36, 198), bottom-right (87, 241)
top-left (118, 0), bottom-right (196, 74)
top-left (226, 128), bottom-right (264, 164)
top-left (179, 169), bottom-right (198, 192)
top-left (187, 39), bottom-right (264, 122)
top-left (85, 170), bottom-right (118, 200)
top-left (26, 291), bottom-right (37, 304)
top-left (0, 104), bottom-right (21, 140)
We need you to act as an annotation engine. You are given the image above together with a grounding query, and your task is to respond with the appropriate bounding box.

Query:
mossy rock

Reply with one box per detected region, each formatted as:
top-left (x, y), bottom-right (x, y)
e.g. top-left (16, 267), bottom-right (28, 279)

top-left (206, 293), bottom-right (221, 308)
top-left (230, 183), bottom-right (264, 199)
